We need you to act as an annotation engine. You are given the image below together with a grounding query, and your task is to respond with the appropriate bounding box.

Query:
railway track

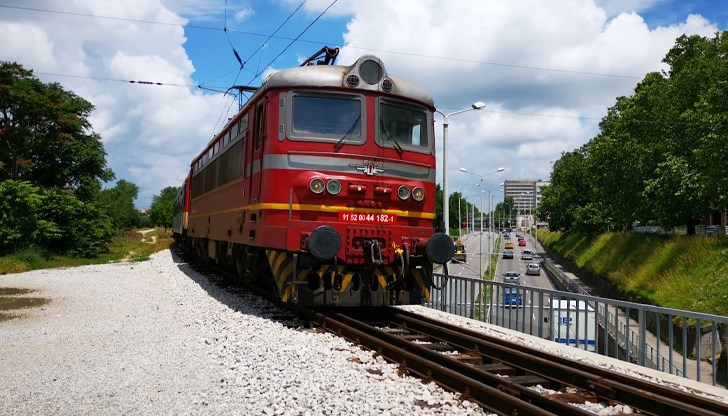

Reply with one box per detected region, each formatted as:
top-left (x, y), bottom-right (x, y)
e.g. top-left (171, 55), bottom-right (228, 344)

top-left (299, 307), bottom-right (728, 416)
top-left (180, 250), bottom-right (727, 415)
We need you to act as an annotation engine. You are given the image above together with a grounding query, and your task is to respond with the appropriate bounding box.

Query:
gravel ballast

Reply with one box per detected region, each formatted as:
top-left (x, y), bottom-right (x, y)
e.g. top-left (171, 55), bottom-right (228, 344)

top-left (0, 250), bottom-right (488, 415)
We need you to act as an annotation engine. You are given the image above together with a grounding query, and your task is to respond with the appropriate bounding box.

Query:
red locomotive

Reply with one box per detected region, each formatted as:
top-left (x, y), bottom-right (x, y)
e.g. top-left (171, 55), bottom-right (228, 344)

top-left (173, 49), bottom-right (454, 307)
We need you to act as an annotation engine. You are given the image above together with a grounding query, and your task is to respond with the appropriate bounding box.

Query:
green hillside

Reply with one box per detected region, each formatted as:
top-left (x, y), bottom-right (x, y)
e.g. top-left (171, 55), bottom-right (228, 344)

top-left (538, 230), bottom-right (728, 316)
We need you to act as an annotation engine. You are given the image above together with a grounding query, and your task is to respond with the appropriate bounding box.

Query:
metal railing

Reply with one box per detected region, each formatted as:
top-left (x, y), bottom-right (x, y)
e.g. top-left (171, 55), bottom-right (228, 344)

top-left (542, 258), bottom-right (686, 376)
top-left (425, 272), bottom-right (728, 386)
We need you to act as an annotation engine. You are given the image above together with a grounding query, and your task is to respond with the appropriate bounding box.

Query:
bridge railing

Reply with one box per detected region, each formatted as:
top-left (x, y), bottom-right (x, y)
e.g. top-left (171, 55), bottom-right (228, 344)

top-left (541, 258), bottom-right (685, 376)
top-left (425, 272), bottom-right (728, 386)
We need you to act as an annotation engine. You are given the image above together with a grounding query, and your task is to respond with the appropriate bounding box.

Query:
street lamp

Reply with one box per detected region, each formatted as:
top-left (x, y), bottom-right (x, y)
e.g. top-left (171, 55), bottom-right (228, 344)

top-left (521, 191), bottom-right (533, 232)
top-left (436, 102), bottom-right (486, 237)
top-left (459, 167), bottom-right (505, 278)
top-left (499, 183), bottom-right (505, 231)
top-left (457, 192), bottom-right (462, 240)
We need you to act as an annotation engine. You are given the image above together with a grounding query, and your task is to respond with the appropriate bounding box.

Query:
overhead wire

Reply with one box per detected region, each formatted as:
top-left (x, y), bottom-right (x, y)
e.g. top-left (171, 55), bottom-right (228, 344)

top-left (242, 0), bottom-right (307, 68)
top-left (209, 0), bottom-right (246, 141)
top-left (0, 3), bottom-right (644, 80)
top-left (209, 0), bottom-right (313, 136)
top-left (8, 3), bottom-right (726, 128)
top-left (250, 0), bottom-right (337, 81)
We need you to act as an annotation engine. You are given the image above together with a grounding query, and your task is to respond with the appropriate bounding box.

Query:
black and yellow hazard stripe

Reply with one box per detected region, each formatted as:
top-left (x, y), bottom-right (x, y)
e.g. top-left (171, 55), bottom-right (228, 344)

top-left (265, 249), bottom-right (431, 302)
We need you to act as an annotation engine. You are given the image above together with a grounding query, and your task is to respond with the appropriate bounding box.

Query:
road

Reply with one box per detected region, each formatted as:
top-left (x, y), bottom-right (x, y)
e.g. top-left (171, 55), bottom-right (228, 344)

top-left (435, 230), bottom-right (556, 328)
top-left (434, 231), bottom-right (494, 314)
top-left (446, 231), bottom-right (495, 279)
top-left (491, 232), bottom-right (555, 335)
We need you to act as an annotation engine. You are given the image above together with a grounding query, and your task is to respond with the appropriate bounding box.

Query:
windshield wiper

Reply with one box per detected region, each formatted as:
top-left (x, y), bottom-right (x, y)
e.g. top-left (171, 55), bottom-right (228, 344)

top-left (379, 119), bottom-right (403, 154)
top-left (334, 115), bottom-right (361, 151)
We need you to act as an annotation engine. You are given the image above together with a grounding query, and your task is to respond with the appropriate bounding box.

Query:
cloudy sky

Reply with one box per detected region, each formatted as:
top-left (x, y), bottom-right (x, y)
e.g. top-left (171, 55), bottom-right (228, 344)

top-left (1, 0), bottom-right (725, 208)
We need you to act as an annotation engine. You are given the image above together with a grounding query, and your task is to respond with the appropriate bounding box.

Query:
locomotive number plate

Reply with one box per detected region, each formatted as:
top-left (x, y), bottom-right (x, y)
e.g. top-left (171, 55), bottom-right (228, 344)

top-left (338, 212), bottom-right (397, 224)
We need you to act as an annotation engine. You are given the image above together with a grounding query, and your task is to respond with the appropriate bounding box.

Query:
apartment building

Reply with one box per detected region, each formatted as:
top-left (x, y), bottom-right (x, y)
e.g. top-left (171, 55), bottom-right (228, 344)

top-left (503, 179), bottom-right (550, 229)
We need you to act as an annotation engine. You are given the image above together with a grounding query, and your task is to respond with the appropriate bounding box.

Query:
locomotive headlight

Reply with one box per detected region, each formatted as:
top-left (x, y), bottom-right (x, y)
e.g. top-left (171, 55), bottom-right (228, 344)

top-left (310, 178), bottom-right (325, 194)
top-left (397, 185), bottom-right (410, 200)
top-left (411, 187), bottom-right (425, 202)
top-left (359, 59), bottom-right (383, 84)
top-left (326, 179), bottom-right (342, 195)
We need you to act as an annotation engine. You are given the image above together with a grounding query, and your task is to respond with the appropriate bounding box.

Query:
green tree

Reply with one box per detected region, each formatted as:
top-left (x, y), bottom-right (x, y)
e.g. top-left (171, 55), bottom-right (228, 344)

top-left (435, 183), bottom-right (443, 231)
top-left (0, 180), bottom-right (44, 253)
top-left (538, 149), bottom-right (598, 232)
top-left (98, 180), bottom-right (141, 231)
top-left (550, 32), bottom-right (728, 234)
top-left (0, 62), bottom-right (114, 200)
top-left (149, 186), bottom-right (179, 230)
top-left (495, 196), bottom-right (515, 229)
top-left (37, 188), bottom-right (113, 257)
top-left (0, 62), bottom-right (116, 256)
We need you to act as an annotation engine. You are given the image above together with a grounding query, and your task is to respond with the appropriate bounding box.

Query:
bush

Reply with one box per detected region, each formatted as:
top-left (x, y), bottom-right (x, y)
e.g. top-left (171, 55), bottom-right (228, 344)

top-left (0, 180), bottom-right (43, 254)
top-left (0, 180), bottom-right (113, 257)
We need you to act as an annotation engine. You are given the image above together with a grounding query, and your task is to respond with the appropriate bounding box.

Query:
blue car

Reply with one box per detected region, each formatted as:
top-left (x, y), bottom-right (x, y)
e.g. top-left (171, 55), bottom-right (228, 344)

top-left (503, 289), bottom-right (523, 308)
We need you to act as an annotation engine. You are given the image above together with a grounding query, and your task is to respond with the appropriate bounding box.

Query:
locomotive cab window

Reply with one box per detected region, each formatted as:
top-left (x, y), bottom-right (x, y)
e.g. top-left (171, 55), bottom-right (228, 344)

top-left (376, 98), bottom-right (432, 153)
top-left (286, 91), bottom-right (365, 143)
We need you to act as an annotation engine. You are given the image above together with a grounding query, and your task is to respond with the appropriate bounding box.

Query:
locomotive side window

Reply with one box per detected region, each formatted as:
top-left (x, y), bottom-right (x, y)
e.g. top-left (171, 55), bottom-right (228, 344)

top-left (287, 92), bottom-right (365, 143)
top-left (254, 104), bottom-right (265, 151)
top-left (238, 113), bottom-right (248, 136)
top-left (376, 98), bottom-right (432, 154)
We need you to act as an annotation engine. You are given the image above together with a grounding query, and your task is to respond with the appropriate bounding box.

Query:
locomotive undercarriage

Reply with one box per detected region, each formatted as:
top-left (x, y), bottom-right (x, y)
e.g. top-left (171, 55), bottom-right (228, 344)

top-left (179, 235), bottom-right (432, 307)
top-left (265, 248), bottom-right (432, 307)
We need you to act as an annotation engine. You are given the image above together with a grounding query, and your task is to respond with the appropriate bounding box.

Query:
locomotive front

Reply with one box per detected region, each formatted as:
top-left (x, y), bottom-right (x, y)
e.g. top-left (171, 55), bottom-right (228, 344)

top-left (262, 55), bottom-right (454, 306)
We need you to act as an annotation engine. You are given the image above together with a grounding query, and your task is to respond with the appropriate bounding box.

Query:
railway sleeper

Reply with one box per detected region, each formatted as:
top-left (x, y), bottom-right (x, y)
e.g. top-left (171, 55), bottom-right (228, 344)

top-left (397, 334), bottom-right (430, 341)
top-left (507, 374), bottom-right (551, 387)
top-left (446, 353), bottom-right (482, 365)
top-left (547, 392), bottom-right (600, 405)
top-left (420, 342), bottom-right (454, 352)
top-left (476, 363), bottom-right (516, 375)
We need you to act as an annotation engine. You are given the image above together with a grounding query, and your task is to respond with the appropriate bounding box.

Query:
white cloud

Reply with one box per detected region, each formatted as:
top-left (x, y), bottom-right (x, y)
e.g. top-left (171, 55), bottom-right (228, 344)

top-left (328, 0), bottom-right (718, 197)
top-left (234, 8), bottom-right (254, 21)
top-left (0, 0), bottom-right (721, 209)
top-left (0, 0), bottom-right (231, 207)
top-left (595, 0), bottom-right (666, 17)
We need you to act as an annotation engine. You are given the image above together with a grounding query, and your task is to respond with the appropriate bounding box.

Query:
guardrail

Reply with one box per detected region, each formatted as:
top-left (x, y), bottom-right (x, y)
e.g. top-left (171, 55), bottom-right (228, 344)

top-left (425, 272), bottom-right (728, 386)
top-left (542, 258), bottom-right (684, 376)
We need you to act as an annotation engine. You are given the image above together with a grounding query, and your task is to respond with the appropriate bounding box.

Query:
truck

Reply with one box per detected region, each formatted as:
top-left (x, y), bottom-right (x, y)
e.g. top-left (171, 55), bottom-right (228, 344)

top-left (546, 300), bottom-right (597, 352)
top-left (452, 240), bottom-right (466, 263)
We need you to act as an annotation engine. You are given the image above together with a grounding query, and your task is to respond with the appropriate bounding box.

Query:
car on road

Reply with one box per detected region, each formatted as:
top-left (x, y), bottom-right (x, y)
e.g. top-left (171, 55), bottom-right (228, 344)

top-left (502, 271), bottom-right (520, 285)
top-left (503, 288), bottom-right (523, 307)
top-left (502, 249), bottom-right (514, 259)
top-left (526, 262), bottom-right (541, 276)
top-left (521, 250), bottom-right (533, 260)
top-left (518, 239), bottom-right (527, 247)
top-left (505, 241), bottom-right (514, 250)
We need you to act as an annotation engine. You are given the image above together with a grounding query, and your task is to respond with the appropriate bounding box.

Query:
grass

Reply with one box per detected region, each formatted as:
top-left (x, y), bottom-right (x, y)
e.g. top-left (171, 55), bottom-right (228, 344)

top-left (472, 235), bottom-right (501, 321)
top-left (538, 229), bottom-right (728, 316)
top-left (0, 228), bottom-right (174, 275)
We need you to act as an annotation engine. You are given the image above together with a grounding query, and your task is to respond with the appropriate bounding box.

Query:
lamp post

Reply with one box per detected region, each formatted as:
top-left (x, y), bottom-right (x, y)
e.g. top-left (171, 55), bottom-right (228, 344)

top-left (459, 167), bottom-right (505, 278)
top-left (436, 102), bottom-right (486, 237)
top-left (457, 193), bottom-right (462, 241)
top-left (470, 195), bottom-right (476, 234)
top-left (521, 191), bottom-right (533, 233)
top-left (499, 183), bottom-right (505, 231)
top-left (490, 191), bottom-right (495, 254)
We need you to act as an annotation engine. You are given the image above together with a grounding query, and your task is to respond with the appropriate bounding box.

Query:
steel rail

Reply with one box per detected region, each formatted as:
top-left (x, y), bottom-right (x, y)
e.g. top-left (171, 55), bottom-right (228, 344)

top-left (390, 308), bottom-right (728, 416)
top-left (300, 308), bottom-right (570, 416)
top-left (326, 310), bottom-right (604, 416)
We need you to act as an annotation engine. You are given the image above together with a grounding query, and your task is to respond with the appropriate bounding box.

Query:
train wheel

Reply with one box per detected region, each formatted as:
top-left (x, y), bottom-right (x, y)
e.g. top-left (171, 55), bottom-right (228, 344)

top-left (235, 256), bottom-right (247, 281)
